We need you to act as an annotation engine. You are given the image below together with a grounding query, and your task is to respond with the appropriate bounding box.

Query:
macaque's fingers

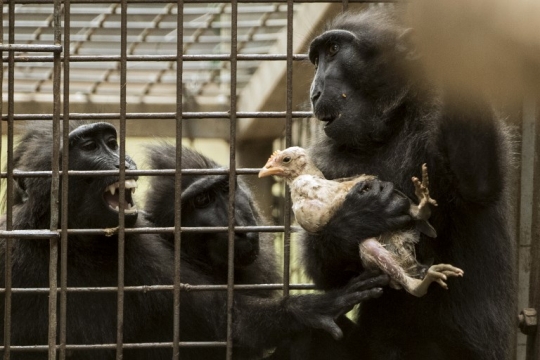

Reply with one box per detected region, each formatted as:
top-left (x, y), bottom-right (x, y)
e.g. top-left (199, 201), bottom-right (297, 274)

top-left (317, 318), bottom-right (344, 340)
top-left (369, 179), bottom-right (383, 196)
top-left (354, 269), bottom-right (383, 281)
top-left (345, 288), bottom-right (384, 305)
top-left (379, 180), bottom-right (395, 201)
top-left (429, 198), bottom-right (439, 206)
top-left (387, 215), bottom-right (412, 229)
top-left (333, 288), bottom-right (384, 320)
top-left (345, 274), bottom-right (389, 293)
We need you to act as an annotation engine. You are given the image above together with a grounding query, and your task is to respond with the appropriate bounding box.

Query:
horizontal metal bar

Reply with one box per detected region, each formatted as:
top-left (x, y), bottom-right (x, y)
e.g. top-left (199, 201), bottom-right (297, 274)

top-left (67, 225), bottom-right (301, 234)
top-left (0, 226), bottom-right (302, 238)
top-left (1, 168), bottom-right (264, 178)
top-left (3, 54), bottom-right (309, 63)
top-left (1, 111), bottom-right (313, 121)
top-left (0, 230), bottom-right (58, 239)
top-left (6, 0), bottom-right (392, 4)
top-left (0, 44), bottom-right (62, 53)
top-left (0, 283), bottom-right (316, 294)
top-left (1, 341), bottom-right (228, 352)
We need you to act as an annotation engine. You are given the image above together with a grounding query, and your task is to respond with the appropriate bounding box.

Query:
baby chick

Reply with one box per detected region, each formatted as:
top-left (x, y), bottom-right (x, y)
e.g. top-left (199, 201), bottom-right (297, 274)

top-left (259, 146), bottom-right (463, 297)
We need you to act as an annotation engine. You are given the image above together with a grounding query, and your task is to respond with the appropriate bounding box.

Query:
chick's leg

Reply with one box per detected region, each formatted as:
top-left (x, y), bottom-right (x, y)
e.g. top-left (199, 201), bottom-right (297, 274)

top-left (359, 239), bottom-right (463, 297)
top-left (409, 164), bottom-right (438, 221)
top-left (359, 238), bottom-right (416, 294)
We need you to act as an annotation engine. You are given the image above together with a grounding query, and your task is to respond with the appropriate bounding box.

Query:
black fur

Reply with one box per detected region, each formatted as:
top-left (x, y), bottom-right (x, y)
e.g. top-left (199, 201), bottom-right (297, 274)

top-left (304, 9), bottom-right (516, 360)
top-left (144, 143), bottom-right (389, 359)
top-left (0, 121), bottom-right (174, 359)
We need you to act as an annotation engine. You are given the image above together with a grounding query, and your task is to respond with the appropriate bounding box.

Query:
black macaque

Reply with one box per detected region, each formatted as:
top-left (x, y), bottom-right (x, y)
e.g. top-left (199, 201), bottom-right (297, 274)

top-left (303, 9), bottom-right (516, 360)
top-left (144, 143), bottom-right (388, 359)
top-left (0, 121), bottom-right (174, 359)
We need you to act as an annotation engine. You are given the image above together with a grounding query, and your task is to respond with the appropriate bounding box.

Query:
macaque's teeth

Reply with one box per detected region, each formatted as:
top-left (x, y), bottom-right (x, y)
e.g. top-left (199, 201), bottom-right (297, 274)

top-left (125, 179), bottom-right (138, 189)
top-left (108, 184), bottom-right (118, 196)
top-left (114, 206), bottom-right (119, 211)
top-left (125, 203), bottom-right (138, 214)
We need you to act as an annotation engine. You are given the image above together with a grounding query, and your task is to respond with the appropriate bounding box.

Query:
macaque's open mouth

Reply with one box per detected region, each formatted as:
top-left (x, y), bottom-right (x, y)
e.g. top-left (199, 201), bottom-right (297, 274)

top-left (103, 179), bottom-right (138, 214)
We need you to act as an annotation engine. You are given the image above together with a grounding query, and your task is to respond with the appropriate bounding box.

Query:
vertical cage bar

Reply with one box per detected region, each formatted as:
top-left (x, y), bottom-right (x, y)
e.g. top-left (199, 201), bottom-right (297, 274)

top-left (3, 2), bottom-right (15, 359)
top-left (59, 1), bottom-right (71, 359)
top-left (281, 0), bottom-right (294, 297)
top-left (226, 0), bottom-right (238, 359)
top-left (48, 0), bottom-right (63, 357)
top-left (0, 0), bottom-right (3, 186)
top-left (116, 1), bottom-right (128, 358)
top-left (525, 98), bottom-right (540, 360)
top-left (172, 0), bottom-right (184, 358)
top-left (342, 0), bottom-right (349, 12)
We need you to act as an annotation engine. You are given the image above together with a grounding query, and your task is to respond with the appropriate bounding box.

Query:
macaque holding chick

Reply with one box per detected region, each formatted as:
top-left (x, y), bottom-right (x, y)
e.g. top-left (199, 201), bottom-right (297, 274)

top-left (259, 146), bottom-right (463, 297)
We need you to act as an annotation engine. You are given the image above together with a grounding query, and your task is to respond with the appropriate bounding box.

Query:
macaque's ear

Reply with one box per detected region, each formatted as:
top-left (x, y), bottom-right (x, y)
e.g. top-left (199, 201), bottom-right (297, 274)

top-left (396, 28), bottom-right (421, 61)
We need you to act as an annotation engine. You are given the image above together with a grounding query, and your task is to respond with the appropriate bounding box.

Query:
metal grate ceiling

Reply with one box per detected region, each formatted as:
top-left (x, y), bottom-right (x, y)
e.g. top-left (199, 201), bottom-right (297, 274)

top-left (2, 3), bottom-right (296, 107)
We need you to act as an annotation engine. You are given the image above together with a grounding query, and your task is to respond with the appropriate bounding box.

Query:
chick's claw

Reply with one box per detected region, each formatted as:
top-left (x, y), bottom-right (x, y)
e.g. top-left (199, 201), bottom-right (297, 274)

top-left (410, 164), bottom-right (438, 220)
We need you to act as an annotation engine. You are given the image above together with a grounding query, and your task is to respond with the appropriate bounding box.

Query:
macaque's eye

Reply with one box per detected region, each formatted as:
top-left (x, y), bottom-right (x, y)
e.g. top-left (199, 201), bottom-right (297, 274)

top-left (283, 157), bottom-right (291, 163)
top-left (80, 140), bottom-right (97, 151)
top-left (328, 43), bottom-right (339, 57)
top-left (221, 182), bottom-right (230, 193)
top-left (192, 192), bottom-right (214, 208)
top-left (107, 138), bottom-right (119, 151)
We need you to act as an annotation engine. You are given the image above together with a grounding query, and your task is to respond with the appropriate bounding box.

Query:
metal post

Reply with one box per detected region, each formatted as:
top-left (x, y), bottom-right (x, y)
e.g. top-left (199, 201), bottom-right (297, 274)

top-left (525, 97), bottom-right (540, 360)
top-left (226, 0), bottom-right (238, 358)
top-left (60, 0), bottom-right (72, 357)
top-left (116, 0), bottom-right (128, 358)
top-left (173, 0), bottom-right (185, 358)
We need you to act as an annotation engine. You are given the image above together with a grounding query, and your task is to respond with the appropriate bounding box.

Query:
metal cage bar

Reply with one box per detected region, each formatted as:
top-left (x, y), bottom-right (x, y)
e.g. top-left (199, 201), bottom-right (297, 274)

top-left (3, 2), bottom-right (16, 358)
top-left (281, 0), bottom-right (294, 297)
top-left (172, 0), bottom-right (185, 357)
top-left (226, 1), bottom-right (239, 358)
top-left (59, 0), bottom-right (72, 358)
top-left (2, 54), bottom-right (309, 62)
top-left (115, 0), bottom-right (129, 357)
top-left (10, 0), bottom-right (394, 3)
top-left (47, 0), bottom-right (63, 357)
top-left (0, 283), bottom-right (316, 294)
top-left (0, 111), bottom-right (314, 120)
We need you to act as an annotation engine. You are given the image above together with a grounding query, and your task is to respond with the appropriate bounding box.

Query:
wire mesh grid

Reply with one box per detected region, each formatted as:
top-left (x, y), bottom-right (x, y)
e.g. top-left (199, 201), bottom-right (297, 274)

top-left (0, 0), bottom-right (359, 359)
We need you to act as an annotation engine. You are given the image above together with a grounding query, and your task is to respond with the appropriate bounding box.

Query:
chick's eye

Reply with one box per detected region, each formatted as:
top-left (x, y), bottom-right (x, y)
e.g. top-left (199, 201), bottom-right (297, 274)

top-left (328, 43), bottom-right (339, 56)
top-left (283, 157), bottom-right (291, 163)
top-left (192, 192), bottom-right (214, 208)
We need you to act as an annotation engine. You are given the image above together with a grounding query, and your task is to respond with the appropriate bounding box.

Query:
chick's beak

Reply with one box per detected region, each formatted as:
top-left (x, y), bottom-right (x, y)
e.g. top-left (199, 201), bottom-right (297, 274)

top-left (258, 161), bottom-right (285, 178)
